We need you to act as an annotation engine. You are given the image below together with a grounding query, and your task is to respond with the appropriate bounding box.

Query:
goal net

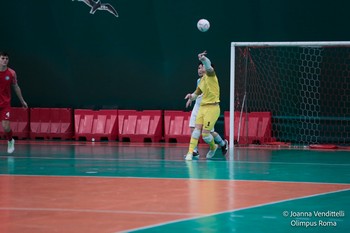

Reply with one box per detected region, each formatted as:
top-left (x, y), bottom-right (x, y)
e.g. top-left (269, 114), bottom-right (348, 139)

top-left (230, 41), bottom-right (350, 147)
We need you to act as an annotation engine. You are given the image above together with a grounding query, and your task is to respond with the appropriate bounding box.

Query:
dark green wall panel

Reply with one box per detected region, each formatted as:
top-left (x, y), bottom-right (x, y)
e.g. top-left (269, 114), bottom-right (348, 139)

top-left (2, 0), bottom-right (350, 111)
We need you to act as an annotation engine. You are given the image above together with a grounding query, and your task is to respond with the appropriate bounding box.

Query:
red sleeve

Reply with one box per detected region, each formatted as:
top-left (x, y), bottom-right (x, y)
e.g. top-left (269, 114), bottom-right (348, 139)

top-left (8, 68), bottom-right (17, 85)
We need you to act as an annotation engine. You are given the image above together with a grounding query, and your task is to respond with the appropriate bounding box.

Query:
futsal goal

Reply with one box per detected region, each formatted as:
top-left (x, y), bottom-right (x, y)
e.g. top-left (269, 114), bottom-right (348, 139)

top-left (230, 41), bottom-right (350, 147)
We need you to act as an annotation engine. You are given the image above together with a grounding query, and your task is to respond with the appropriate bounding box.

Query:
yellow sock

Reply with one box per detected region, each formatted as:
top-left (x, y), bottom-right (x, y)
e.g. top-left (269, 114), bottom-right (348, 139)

top-left (208, 139), bottom-right (216, 150)
top-left (202, 133), bottom-right (216, 150)
top-left (188, 137), bottom-right (199, 154)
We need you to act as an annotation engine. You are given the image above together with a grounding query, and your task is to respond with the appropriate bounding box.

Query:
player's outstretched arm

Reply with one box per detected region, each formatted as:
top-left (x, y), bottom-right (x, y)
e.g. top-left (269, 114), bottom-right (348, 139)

top-left (184, 93), bottom-right (197, 108)
top-left (184, 86), bottom-right (202, 108)
top-left (198, 51), bottom-right (215, 75)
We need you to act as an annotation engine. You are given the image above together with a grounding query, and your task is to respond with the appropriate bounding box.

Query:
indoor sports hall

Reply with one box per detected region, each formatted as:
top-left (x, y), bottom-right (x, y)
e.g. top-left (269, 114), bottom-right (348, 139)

top-left (0, 105), bottom-right (349, 232)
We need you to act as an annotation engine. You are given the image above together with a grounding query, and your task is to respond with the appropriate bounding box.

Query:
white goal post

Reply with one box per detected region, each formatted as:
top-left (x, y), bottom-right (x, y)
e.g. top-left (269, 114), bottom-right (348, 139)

top-left (230, 41), bottom-right (350, 148)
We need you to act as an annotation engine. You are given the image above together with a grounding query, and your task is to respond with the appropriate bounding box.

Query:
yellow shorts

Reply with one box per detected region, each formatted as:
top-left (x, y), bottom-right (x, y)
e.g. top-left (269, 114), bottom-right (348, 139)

top-left (195, 104), bottom-right (220, 131)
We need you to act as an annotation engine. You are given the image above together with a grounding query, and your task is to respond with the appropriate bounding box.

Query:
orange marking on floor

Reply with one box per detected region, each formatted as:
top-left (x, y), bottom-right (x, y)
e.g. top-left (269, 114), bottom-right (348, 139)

top-left (0, 175), bottom-right (349, 233)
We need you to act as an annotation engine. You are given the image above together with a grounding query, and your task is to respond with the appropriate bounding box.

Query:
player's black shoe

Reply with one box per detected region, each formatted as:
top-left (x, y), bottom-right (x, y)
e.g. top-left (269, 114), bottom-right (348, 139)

top-left (221, 139), bottom-right (228, 155)
top-left (184, 151), bottom-right (200, 160)
top-left (193, 150), bottom-right (200, 158)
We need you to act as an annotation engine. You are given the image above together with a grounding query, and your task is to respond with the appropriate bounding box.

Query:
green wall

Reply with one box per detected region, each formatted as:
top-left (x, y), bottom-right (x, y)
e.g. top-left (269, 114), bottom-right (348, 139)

top-left (2, 0), bottom-right (350, 111)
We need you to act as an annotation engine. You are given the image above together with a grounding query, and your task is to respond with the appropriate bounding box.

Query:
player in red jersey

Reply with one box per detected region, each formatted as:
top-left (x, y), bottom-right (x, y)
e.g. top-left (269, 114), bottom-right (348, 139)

top-left (0, 52), bottom-right (28, 153)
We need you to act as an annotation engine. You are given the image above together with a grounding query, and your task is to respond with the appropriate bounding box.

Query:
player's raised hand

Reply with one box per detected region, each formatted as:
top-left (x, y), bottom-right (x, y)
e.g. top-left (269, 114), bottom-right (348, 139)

top-left (198, 51), bottom-right (207, 60)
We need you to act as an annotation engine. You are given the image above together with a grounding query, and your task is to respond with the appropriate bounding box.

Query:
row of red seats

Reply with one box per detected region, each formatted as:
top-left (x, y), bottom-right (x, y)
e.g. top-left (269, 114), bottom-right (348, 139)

top-left (0, 108), bottom-right (273, 144)
top-left (224, 111), bottom-right (274, 144)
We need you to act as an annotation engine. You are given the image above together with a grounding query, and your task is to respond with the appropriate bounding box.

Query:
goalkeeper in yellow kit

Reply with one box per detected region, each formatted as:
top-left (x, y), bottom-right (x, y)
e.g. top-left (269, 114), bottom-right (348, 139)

top-left (184, 51), bottom-right (222, 160)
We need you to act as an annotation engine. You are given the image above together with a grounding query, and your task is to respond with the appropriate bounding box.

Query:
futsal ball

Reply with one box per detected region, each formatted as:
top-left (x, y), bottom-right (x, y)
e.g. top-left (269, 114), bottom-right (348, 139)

top-left (197, 19), bottom-right (210, 32)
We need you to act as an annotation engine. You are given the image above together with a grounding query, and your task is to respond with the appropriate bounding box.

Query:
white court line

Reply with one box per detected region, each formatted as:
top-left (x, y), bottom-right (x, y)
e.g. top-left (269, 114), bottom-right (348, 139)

top-left (0, 175), bottom-right (348, 230)
top-left (119, 188), bottom-right (350, 233)
top-left (0, 207), bottom-right (202, 216)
